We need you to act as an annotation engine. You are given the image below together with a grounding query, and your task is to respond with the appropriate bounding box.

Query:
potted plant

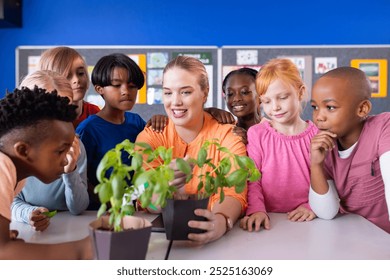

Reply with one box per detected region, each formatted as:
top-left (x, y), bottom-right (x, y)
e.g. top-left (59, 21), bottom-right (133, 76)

top-left (89, 138), bottom-right (261, 257)
top-left (89, 140), bottom-right (162, 260)
top-left (138, 138), bottom-right (261, 240)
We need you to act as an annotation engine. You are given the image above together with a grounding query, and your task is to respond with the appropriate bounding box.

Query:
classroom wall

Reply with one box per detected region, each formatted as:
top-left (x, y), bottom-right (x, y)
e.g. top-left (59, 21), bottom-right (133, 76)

top-left (1, 0), bottom-right (390, 97)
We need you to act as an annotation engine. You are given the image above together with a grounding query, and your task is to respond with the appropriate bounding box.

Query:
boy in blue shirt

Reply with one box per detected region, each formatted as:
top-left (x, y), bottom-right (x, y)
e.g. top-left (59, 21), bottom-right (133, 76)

top-left (76, 53), bottom-right (147, 209)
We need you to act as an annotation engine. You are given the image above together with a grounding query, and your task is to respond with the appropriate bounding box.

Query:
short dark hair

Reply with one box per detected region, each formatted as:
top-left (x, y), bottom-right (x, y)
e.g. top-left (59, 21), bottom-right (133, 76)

top-left (222, 67), bottom-right (258, 94)
top-left (0, 87), bottom-right (77, 138)
top-left (91, 53), bottom-right (145, 89)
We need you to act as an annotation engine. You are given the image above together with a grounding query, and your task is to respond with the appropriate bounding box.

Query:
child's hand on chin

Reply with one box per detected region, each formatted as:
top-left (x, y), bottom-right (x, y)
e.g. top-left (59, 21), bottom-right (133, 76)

top-left (310, 130), bottom-right (337, 164)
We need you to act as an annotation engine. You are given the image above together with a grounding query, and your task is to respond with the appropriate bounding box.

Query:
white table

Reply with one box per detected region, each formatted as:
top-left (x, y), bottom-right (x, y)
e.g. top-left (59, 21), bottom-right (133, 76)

top-left (10, 211), bottom-right (390, 260)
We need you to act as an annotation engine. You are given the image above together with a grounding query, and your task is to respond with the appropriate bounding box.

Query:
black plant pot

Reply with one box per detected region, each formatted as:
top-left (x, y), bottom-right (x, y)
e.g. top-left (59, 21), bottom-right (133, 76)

top-left (162, 197), bottom-right (209, 240)
top-left (89, 215), bottom-right (152, 260)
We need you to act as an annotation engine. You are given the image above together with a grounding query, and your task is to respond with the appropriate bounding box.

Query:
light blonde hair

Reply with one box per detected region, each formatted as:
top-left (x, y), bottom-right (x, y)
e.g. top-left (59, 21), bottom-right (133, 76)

top-left (256, 58), bottom-right (306, 99)
top-left (163, 55), bottom-right (209, 92)
top-left (39, 46), bottom-right (89, 88)
top-left (19, 70), bottom-right (73, 101)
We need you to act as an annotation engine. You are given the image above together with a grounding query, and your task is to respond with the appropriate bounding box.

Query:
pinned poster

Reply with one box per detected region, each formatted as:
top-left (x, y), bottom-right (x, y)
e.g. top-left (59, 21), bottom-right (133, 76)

top-left (27, 56), bottom-right (41, 74)
top-left (351, 59), bottom-right (388, 98)
top-left (129, 54), bottom-right (147, 104)
top-left (236, 50), bottom-right (258, 65)
top-left (314, 57), bottom-right (337, 74)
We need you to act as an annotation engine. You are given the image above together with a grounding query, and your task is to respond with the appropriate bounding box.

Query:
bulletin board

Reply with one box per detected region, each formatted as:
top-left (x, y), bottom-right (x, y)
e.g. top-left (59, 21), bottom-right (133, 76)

top-left (16, 46), bottom-right (219, 122)
top-left (221, 45), bottom-right (390, 121)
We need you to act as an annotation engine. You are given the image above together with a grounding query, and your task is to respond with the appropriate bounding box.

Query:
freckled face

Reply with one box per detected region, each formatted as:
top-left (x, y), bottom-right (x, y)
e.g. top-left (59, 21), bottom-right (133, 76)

top-left (224, 74), bottom-right (259, 118)
top-left (260, 79), bottom-right (301, 126)
top-left (162, 67), bottom-right (207, 129)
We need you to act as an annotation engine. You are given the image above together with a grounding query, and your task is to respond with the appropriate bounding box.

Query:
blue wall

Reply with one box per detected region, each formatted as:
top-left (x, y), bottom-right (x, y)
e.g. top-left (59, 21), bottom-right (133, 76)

top-left (1, 0), bottom-right (390, 96)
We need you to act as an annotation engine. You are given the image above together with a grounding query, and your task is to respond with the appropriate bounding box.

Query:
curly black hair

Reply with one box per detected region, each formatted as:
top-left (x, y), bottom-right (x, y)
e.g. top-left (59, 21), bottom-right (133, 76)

top-left (0, 86), bottom-right (77, 138)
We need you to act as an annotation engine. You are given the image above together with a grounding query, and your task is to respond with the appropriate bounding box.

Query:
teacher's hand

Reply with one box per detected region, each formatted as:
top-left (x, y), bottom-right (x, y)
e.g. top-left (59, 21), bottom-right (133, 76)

top-left (187, 209), bottom-right (226, 245)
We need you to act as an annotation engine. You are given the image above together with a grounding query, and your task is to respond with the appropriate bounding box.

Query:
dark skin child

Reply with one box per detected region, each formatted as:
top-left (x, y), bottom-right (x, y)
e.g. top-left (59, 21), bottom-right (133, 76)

top-left (310, 73), bottom-right (372, 195)
top-left (0, 120), bottom-right (92, 259)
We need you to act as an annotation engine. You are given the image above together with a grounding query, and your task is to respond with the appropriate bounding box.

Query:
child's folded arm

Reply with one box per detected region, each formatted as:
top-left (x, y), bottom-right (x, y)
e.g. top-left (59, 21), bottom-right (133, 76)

top-left (309, 180), bottom-right (340, 220)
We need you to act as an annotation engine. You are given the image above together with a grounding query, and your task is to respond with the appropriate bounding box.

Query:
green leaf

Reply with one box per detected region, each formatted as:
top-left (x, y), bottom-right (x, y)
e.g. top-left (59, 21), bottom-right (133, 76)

top-left (226, 169), bottom-right (247, 187)
top-left (96, 151), bottom-right (114, 183)
top-left (236, 155), bottom-right (256, 170)
top-left (41, 210), bottom-right (57, 218)
top-left (197, 180), bottom-right (204, 192)
top-left (235, 155), bottom-right (247, 169)
top-left (185, 173), bottom-right (193, 183)
top-left (249, 169), bottom-right (261, 182)
top-left (131, 153), bottom-right (143, 170)
top-left (122, 204), bottom-right (135, 216)
top-left (112, 174), bottom-right (125, 200)
top-left (156, 146), bottom-right (170, 162)
top-left (139, 190), bottom-right (151, 208)
top-left (235, 182), bottom-right (246, 194)
top-left (219, 157), bottom-right (231, 175)
top-left (218, 146), bottom-right (230, 154)
top-left (214, 174), bottom-right (221, 191)
top-left (94, 183), bottom-right (102, 194)
top-left (97, 204), bottom-right (107, 217)
top-left (204, 173), bottom-right (213, 194)
top-left (133, 170), bottom-right (151, 187)
top-left (176, 158), bottom-right (192, 175)
top-left (164, 148), bottom-right (173, 164)
top-left (109, 214), bottom-right (115, 228)
top-left (135, 142), bottom-right (152, 150)
top-left (219, 188), bottom-right (225, 203)
top-left (114, 215), bottom-right (122, 232)
top-left (197, 148), bottom-right (207, 166)
top-left (98, 182), bottom-right (112, 204)
top-left (147, 153), bottom-right (156, 163)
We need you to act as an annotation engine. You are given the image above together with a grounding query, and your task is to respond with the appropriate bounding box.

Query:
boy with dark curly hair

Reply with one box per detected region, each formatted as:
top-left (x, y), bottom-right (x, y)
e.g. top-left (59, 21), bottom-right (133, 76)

top-left (0, 87), bottom-right (92, 259)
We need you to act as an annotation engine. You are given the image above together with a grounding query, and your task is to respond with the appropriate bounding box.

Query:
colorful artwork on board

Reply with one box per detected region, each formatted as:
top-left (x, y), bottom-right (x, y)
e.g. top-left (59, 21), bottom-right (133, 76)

top-left (351, 59), bottom-right (388, 98)
top-left (314, 57), bottom-right (337, 74)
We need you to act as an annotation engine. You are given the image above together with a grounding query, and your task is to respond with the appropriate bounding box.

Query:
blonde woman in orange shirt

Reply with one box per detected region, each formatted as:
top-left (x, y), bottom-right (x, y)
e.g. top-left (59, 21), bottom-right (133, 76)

top-left (136, 56), bottom-right (247, 244)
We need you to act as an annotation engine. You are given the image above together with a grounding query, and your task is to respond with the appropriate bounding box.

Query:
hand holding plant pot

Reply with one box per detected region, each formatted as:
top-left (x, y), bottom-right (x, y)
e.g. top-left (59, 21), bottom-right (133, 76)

top-left (137, 138), bottom-right (261, 242)
top-left (168, 139), bottom-right (260, 243)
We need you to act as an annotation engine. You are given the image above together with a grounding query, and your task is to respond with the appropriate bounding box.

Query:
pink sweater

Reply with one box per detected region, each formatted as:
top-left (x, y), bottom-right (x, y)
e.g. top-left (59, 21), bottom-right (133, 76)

top-left (246, 121), bottom-right (318, 215)
top-left (323, 113), bottom-right (390, 233)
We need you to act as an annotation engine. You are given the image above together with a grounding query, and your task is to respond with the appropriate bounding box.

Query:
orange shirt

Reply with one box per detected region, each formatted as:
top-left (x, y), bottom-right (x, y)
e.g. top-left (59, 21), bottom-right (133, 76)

top-left (0, 152), bottom-right (25, 220)
top-left (136, 112), bottom-right (247, 212)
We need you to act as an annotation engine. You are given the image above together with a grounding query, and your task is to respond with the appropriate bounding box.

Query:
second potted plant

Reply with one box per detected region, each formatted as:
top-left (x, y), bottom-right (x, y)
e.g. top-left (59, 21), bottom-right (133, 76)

top-left (138, 138), bottom-right (261, 240)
